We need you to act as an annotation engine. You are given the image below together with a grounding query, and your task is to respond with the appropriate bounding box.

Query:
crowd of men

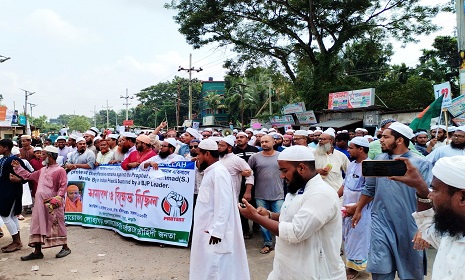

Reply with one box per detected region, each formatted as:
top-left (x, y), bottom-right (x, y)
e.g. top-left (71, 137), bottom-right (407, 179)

top-left (1, 118), bottom-right (465, 279)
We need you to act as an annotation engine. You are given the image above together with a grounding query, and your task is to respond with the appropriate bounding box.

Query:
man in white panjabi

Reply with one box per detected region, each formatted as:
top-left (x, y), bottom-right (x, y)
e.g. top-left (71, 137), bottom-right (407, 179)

top-left (189, 139), bottom-right (250, 280)
top-left (239, 145), bottom-right (346, 280)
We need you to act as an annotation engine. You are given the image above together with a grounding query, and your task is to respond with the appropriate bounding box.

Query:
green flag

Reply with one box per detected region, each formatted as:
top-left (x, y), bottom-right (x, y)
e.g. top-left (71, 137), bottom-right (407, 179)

top-left (409, 95), bottom-right (443, 132)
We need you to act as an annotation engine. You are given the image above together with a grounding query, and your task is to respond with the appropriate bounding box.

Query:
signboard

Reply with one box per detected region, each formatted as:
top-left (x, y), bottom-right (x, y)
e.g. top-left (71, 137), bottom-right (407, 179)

top-left (65, 163), bottom-right (195, 247)
top-left (447, 94), bottom-right (465, 117)
top-left (433, 82), bottom-right (452, 109)
top-left (328, 88), bottom-right (375, 110)
top-left (123, 120), bottom-right (134, 126)
top-left (294, 111), bottom-right (317, 124)
top-left (452, 112), bottom-right (465, 126)
top-left (269, 115), bottom-right (295, 126)
top-left (0, 106), bottom-right (20, 127)
top-left (282, 102), bottom-right (306, 115)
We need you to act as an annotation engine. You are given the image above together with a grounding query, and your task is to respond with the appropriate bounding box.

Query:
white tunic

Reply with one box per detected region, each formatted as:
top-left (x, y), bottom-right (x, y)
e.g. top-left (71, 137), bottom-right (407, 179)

top-left (314, 149), bottom-right (349, 193)
top-left (413, 209), bottom-right (465, 280)
top-left (189, 161), bottom-right (250, 280)
top-left (270, 174), bottom-right (346, 280)
top-left (219, 152), bottom-right (254, 200)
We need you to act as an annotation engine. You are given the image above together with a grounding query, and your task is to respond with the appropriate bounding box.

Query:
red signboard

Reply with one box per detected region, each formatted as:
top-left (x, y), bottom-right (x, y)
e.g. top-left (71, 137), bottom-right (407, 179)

top-left (123, 120), bottom-right (134, 126)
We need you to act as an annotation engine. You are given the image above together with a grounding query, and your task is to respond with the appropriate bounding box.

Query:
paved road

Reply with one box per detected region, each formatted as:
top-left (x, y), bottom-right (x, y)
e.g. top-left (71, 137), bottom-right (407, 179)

top-left (0, 216), bottom-right (436, 280)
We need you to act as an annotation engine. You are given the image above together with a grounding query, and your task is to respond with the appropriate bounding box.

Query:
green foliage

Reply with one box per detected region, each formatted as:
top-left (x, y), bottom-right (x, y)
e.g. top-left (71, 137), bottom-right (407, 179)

top-left (30, 115), bottom-right (61, 132)
top-left (68, 115), bottom-right (92, 132)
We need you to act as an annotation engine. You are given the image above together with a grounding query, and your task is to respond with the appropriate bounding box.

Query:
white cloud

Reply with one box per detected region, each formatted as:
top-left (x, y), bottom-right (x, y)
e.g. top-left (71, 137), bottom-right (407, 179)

top-left (26, 9), bottom-right (101, 44)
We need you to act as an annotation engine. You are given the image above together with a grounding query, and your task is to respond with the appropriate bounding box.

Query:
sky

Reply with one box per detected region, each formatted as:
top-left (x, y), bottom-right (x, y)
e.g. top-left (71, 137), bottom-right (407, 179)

top-left (0, 0), bottom-right (455, 120)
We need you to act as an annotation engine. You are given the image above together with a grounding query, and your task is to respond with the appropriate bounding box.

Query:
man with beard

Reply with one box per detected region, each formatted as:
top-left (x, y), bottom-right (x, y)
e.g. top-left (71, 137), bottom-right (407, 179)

top-left (308, 129), bottom-right (322, 149)
top-left (119, 132), bottom-right (137, 160)
top-left (389, 155), bottom-right (465, 279)
top-left (239, 145), bottom-right (346, 279)
top-left (189, 139), bottom-right (250, 280)
top-left (95, 139), bottom-right (115, 165)
top-left (121, 135), bottom-right (156, 170)
top-left (178, 128), bottom-right (201, 158)
top-left (271, 133), bottom-right (285, 152)
top-left (83, 129), bottom-right (98, 156)
top-left (140, 138), bottom-right (185, 170)
top-left (245, 128), bottom-right (255, 146)
top-left (106, 134), bottom-right (119, 151)
top-left (12, 146), bottom-right (71, 260)
top-left (247, 135), bottom-right (284, 254)
top-left (56, 136), bottom-right (73, 163)
top-left (414, 131), bottom-right (429, 156)
top-left (314, 129), bottom-right (349, 193)
top-left (352, 122), bottom-right (432, 280)
top-left (426, 125), bottom-right (448, 154)
top-left (335, 132), bottom-right (350, 158)
top-left (282, 134), bottom-right (292, 147)
top-left (337, 137), bottom-right (372, 279)
top-left (218, 135), bottom-right (254, 200)
top-left (233, 131), bottom-right (259, 239)
top-left (426, 126), bottom-right (465, 165)
top-left (65, 137), bottom-right (95, 170)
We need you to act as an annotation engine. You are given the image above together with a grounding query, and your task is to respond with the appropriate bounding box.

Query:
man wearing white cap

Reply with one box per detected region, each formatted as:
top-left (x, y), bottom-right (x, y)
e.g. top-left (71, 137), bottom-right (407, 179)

top-left (337, 137), bottom-right (372, 279)
top-left (106, 134), bottom-right (119, 151)
top-left (139, 138), bottom-right (185, 170)
top-left (67, 134), bottom-right (78, 152)
top-left (389, 155), bottom-right (465, 279)
top-left (178, 128), bottom-right (201, 159)
top-left (244, 128), bottom-right (256, 146)
top-left (239, 145), bottom-right (346, 279)
top-left (65, 137), bottom-right (96, 170)
top-left (414, 131), bottom-right (429, 156)
top-left (314, 129), bottom-right (349, 193)
top-left (293, 130), bottom-right (315, 153)
top-left (426, 125), bottom-right (448, 153)
top-left (121, 135), bottom-right (157, 170)
top-left (218, 135), bottom-right (254, 200)
top-left (20, 134), bottom-right (35, 161)
top-left (308, 129), bottom-right (322, 149)
top-left (190, 139), bottom-right (250, 280)
top-left (426, 126), bottom-right (465, 165)
top-left (120, 132), bottom-right (137, 160)
top-left (56, 136), bottom-right (73, 163)
top-left (12, 145), bottom-right (71, 260)
top-left (352, 122), bottom-right (432, 280)
top-left (83, 129), bottom-right (98, 156)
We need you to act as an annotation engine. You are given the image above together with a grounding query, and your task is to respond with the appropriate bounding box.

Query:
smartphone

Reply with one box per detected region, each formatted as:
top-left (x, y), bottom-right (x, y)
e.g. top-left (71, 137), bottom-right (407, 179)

top-left (361, 160), bottom-right (407, 177)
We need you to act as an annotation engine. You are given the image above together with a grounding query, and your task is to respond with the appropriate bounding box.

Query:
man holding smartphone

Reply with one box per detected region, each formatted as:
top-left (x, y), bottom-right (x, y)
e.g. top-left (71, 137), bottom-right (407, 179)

top-left (352, 122), bottom-right (433, 280)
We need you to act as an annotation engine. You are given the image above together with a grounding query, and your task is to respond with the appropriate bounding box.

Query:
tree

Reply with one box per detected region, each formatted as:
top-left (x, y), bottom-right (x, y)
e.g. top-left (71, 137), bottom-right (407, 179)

top-left (204, 92), bottom-right (226, 115)
top-left (68, 116), bottom-right (92, 133)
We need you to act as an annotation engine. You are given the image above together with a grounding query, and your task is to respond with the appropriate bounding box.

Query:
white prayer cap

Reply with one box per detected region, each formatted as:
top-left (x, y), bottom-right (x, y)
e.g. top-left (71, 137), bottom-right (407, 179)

top-left (314, 129), bottom-right (323, 134)
top-left (186, 128), bottom-right (201, 140)
top-left (21, 135), bottom-right (32, 140)
top-left (11, 147), bottom-right (20, 155)
top-left (107, 134), bottom-right (119, 140)
top-left (415, 131), bottom-right (428, 137)
top-left (33, 147), bottom-right (42, 152)
top-left (336, 131), bottom-right (342, 134)
top-left (307, 130), bottom-right (314, 135)
top-left (121, 132), bottom-right (137, 139)
top-left (204, 128), bottom-right (213, 132)
top-left (268, 128), bottom-right (276, 133)
top-left (163, 138), bottom-right (177, 148)
top-left (351, 136), bottom-right (370, 148)
top-left (285, 129), bottom-right (295, 134)
top-left (56, 136), bottom-right (66, 141)
top-left (294, 130), bottom-right (308, 137)
top-left (454, 126), bottom-right (465, 132)
top-left (388, 122), bottom-right (414, 139)
top-left (256, 131), bottom-right (267, 136)
top-left (220, 135), bottom-right (235, 147)
top-left (198, 139), bottom-right (218, 151)
top-left (315, 127), bottom-right (321, 130)
top-left (278, 145), bottom-right (315, 161)
top-left (245, 128), bottom-right (253, 133)
top-left (341, 130), bottom-right (348, 133)
top-left (68, 134), bottom-right (78, 140)
top-left (260, 128), bottom-right (268, 133)
top-left (233, 129), bottom-right (238, 133)
top-left (431, 125), bottom-right (446, 131)
top-left (90, 127), bottom-right (100, 135)
top-left (448, 127), bottom-right (457, 132)
top-left (76, 137), bottom-right (86, 143)
top-left (84, 130), bottom-right (96, 137)
top-left (433, 155), bottom-right (465, 189)
top-left (322, 128), bottom-right (335, 138)
top-left (12, 141), bottom-right (17, 146)
top-left (364, 135), bottom-right (373, 140)
top-left (355, 128), bottom-right (364, 132)
top-left (362, 128), bottom-right (368, 133)
top-left (236, 132), bottom-right (248, 138)
top-left (44, 146), bottom-right (59, 154)
top-left (93, 136), bottom-right (102, 142)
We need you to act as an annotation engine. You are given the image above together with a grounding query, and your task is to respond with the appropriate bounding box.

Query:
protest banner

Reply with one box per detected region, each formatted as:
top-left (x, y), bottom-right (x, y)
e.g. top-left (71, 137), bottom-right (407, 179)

top-left (65, 162), bottom-right (195, 247)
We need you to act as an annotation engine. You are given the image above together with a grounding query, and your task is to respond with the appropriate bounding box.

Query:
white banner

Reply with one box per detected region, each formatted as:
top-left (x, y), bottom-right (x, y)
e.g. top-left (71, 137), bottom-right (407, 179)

top-left (65, 162), bottom-right (195, 247)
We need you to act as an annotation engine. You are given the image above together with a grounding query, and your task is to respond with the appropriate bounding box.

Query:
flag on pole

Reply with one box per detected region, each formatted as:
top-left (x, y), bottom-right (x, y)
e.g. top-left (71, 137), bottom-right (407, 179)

top-left (409, 95), bottom-right (443, 132)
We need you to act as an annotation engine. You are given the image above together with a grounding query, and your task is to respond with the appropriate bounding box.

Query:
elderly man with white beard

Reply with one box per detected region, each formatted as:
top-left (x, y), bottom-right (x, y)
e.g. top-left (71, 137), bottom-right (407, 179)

top-left (313, 129), bottom-right (349, 193)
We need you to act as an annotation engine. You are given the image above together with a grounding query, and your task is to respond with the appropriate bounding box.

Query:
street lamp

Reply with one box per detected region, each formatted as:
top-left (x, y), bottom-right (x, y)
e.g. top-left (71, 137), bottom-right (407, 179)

top-left (0, 55), bottom-right (11, 63)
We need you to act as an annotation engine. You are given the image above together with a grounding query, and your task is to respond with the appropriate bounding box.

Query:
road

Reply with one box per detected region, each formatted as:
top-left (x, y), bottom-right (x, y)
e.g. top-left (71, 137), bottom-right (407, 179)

top-left (0, 216), bottom-right (436, 280)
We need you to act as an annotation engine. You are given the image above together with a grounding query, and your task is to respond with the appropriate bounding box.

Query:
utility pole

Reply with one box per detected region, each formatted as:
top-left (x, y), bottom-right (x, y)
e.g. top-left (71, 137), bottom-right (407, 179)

top-left (102, 100), bottom-right (112, 129)
top-left (20, 89), bottom-right (35, 128)
top-left (120, 88), bottom-right (133, 120)
top-left (176, 82), bottom-right (181, 128)
top-left (90, 105), bottom-right (98, 127)
top-left (457, 0), bottom-right (465, 95)
top-left (28, 103), bottom-right (37, 119)
top-left (269, 81), bottom-right (273, 115)
top-left (178, 53), bottom-right (203, 120)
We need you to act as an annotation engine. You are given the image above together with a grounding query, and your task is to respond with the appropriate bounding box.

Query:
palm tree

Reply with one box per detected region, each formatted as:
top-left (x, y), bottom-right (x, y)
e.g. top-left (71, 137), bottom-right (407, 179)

top-left (204, 91), bottom-right (226, 115)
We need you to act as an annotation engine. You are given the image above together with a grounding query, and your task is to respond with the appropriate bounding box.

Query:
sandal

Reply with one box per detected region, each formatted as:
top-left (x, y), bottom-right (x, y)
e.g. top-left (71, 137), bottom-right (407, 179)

top-left (56, 248), bottom-right (71, 258)
top-left (21, 252), bottom-right (44, 261)
top-left (260, 245), bottom-right (273, 254)
top-left (1, 244), bottom-right (22, 253)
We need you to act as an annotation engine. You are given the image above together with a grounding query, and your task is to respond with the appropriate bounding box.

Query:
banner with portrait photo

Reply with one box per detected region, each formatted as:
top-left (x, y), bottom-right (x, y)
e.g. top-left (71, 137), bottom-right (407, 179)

top-left (65, 162), bottom-right (195, 247)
